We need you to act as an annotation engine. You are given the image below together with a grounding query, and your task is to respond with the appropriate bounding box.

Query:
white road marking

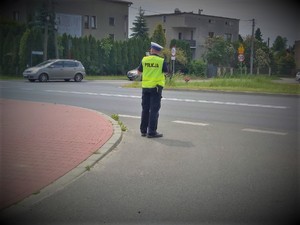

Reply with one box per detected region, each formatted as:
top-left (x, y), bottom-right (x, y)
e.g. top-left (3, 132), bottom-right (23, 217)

top-left (242, 128), bottom-right (287, 136)
top-left (119, 114), bottom-right (140, 119)
top-left (118, 116), bottom-right (209, 126)
top-left (45, 90), bottom-right (140, 99)
top-left (83, 110), bottom-right (288, 136)
top-left (163, 97), bottom-right (287, 109)
top-left (173, 120), bottom-right (209, 126)
top-left (45, 90), bottom-right (287, 109)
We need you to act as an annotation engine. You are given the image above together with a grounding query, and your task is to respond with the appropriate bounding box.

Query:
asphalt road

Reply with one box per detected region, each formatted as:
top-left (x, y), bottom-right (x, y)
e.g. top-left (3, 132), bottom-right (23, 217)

top-left (1, 80), bottom-right (299, 225)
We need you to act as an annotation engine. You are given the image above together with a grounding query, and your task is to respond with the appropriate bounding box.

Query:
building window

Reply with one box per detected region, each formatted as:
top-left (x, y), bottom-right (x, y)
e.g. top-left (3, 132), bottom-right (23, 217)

top-left (13, 11), bottom-right (20, 21)
top-left (124, 15), bottom-right (128, 34)
top-left (225, 21), bottom-right (232, 26)
top-left (84, 15), bottom-right (89, 28)
top-left (208, 19), bottom-right (215, 23)
top-left (208, 32), bottom-right (214, 38)
top-left (162, 16), bottom-right (166, 23)
top-left (109, 17), bottom-right (115, 26)
top-left (90, 16), bottom-right (96, 29)
top-left (109, 34), bottom-right (115, 41)
top-left (224, 33), bottom-right (232, 41)
top-left (178, 32), bottom-right (182, 40)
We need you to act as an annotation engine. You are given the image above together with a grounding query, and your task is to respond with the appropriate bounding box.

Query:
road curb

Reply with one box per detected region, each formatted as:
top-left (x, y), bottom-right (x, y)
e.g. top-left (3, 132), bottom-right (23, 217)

top-left (1, 108), bottom-right (122, 214)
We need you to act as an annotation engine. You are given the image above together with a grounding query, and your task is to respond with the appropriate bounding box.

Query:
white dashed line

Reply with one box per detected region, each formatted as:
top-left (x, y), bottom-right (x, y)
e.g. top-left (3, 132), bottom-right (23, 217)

top-left (163, 97), bottom-right (287, 109)
top-left (172, 120), bottom-right (209, 126)
top-left (44, 90), bottom-right (287, 109)
top-left (242, 128), bottom-right (287, 136)
top-left (118, 114), bottom-right (140, 119)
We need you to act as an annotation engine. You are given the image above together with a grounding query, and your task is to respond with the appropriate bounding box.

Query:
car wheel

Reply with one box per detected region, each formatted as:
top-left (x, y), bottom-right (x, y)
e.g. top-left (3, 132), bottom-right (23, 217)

top-left (74, 73), bottom-right (83, 82)
top-left (38, 73), bottom-right (48, 82)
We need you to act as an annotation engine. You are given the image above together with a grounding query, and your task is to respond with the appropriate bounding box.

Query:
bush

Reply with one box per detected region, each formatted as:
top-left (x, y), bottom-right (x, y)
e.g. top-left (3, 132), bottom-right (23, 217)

top-left (188, 60), bottom-right (207, 77)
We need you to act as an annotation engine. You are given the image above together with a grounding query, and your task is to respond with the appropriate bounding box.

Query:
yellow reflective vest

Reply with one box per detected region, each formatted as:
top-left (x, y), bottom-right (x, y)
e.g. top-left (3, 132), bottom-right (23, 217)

top-left (141, 55), bottom-right (165, 88)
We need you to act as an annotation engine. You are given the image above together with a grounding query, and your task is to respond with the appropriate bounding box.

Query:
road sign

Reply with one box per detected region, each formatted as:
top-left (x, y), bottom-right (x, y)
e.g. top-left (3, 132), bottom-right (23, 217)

top-left (171, 46), bottom-right (176, 57)
top-left (238, 44), bottom-right (244, 54)
top-left (238, 54), bottom-right (245, 62)
top-left (32, 51), bottom-right (43, 55)
top-left (171, 47), bottom-right (176, 79)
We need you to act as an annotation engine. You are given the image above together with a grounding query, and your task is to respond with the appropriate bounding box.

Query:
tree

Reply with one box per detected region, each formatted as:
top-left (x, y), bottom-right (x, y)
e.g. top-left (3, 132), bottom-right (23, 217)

top-left (99, 37), bottom-right (113, 74)
top-left (169, 39), bottom-right (192, 73)
top-left (151, 23), bottom-right (166, 48)
top-left (32, 0), bottom-right (56, 60)
top-left (255, 28), bottom-right (263, 42)
top-left (169, 39), bottom-right (192, 62)
top-left (272, 36), bottom-right (287, 52)
top-left (271, 36), bottom-right (295, 75)
top-left (203, 36), bottom-right (234, 67)
top-left (188, 59), bottom-right (207, 76)
top-left (255, 48), bottom-right (270, 74)
top-left (121, 41), bottom-right (129, 73)
top-left (276, 52), bottom-right (295, 75)
top-left (18, 27), bottom-right (43, 71)
top-left (130, 7), bottom-right (149, 39)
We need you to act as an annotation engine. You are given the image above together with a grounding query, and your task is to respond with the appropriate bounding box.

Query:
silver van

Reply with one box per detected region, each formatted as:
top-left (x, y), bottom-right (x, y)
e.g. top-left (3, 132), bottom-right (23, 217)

top-left (23, 59), bottom-right (86, 82)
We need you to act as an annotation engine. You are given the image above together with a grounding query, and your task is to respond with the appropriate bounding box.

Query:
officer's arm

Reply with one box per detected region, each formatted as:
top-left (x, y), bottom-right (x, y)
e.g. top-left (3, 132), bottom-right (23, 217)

top-left (137, 62), bottom-right (143, 75)
top-left (162, 61), bottom-right (169, 76)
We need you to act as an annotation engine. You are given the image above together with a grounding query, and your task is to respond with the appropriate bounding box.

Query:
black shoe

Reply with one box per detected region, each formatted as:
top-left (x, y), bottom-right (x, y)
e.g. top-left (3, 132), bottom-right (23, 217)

top-left (141, 133), bottom-right (147, 137)
top-left (147, 132), bottom-right (163, 138)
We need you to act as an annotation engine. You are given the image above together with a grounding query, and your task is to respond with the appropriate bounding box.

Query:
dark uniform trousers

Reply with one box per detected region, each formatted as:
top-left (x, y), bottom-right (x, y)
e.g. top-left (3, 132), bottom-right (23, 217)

top-left (140, 87), bottom-right (162, 135)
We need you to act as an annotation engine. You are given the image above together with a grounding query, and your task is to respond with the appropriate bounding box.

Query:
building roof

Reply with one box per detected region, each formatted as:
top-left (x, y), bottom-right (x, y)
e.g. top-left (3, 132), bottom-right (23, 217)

top-left (144, 11), bottom-right (239, 21)
top-left (103, 0), bottom-right (132, 5)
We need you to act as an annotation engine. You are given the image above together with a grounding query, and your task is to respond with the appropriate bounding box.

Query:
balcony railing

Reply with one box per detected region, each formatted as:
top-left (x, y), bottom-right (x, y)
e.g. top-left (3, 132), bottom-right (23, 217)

top-left (183, 39), bottom-right (196, 47)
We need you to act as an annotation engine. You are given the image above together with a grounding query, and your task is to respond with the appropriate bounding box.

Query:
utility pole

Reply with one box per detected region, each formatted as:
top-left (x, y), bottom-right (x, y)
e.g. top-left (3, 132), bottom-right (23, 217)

top-left (43, 15), bottom-right (50, 61)
top-left (54, 24), bottom-right (59, 59)
top-left (43, 0), bottom-right (51, 61)
top-left (250, 18), bottom-right (255, 75)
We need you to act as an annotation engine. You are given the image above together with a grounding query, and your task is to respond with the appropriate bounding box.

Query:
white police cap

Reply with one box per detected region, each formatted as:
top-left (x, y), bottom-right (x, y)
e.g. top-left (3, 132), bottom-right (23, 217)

top-left (151, 42), bottom-right (163, 51)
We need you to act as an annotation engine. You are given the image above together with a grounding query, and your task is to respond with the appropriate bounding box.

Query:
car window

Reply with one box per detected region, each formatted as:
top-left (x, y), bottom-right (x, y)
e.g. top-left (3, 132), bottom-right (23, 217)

top-left (51, 61), bottom-right (64, 68)
top-left (64, 61), bottom-right (77, 68)
top-left (36, 60), bottom-right (54, 67)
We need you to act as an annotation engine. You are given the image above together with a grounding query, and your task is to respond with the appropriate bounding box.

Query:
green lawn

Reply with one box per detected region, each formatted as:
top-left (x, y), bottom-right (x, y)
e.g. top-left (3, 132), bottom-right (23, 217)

top-left (125, 75), bottom-right (300, 95)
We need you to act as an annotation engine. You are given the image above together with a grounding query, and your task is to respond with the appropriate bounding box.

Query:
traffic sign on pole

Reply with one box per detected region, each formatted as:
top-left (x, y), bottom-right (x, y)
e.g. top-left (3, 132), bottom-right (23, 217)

top-left (171, 46), bottom-right (176, 57)
top-left (238, 54), bottom-right (245, 62)
top-left (171, 46), bottom-right (176, 79)
top-left (238, 44), bottom-right (244, 54)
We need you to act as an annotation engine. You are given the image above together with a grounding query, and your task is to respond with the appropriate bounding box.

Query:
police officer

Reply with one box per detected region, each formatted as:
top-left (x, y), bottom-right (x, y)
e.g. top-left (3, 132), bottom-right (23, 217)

top-left (137, 42), bottom-right (169, 138)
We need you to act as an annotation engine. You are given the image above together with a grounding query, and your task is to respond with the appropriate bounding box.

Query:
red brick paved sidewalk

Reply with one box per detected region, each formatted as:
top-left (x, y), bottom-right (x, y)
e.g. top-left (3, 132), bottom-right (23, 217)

top-left (0, 99), bottom-right (114, 210)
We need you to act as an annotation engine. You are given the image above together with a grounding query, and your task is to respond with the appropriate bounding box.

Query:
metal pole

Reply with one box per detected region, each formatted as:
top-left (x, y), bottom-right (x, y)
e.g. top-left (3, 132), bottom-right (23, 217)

top-left (54, 24), bottom-right (59, 59)
top-left (172, 59), bottom-right (175, 78)
top-left (250, 18), bottom-right (255, 75)
top-left (43, 15), bottom-right (50, 61)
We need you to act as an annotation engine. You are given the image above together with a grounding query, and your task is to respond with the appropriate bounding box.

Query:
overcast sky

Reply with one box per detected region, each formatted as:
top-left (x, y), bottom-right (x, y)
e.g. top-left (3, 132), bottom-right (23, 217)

top-left (128, 0), bottom-right (299, 46)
